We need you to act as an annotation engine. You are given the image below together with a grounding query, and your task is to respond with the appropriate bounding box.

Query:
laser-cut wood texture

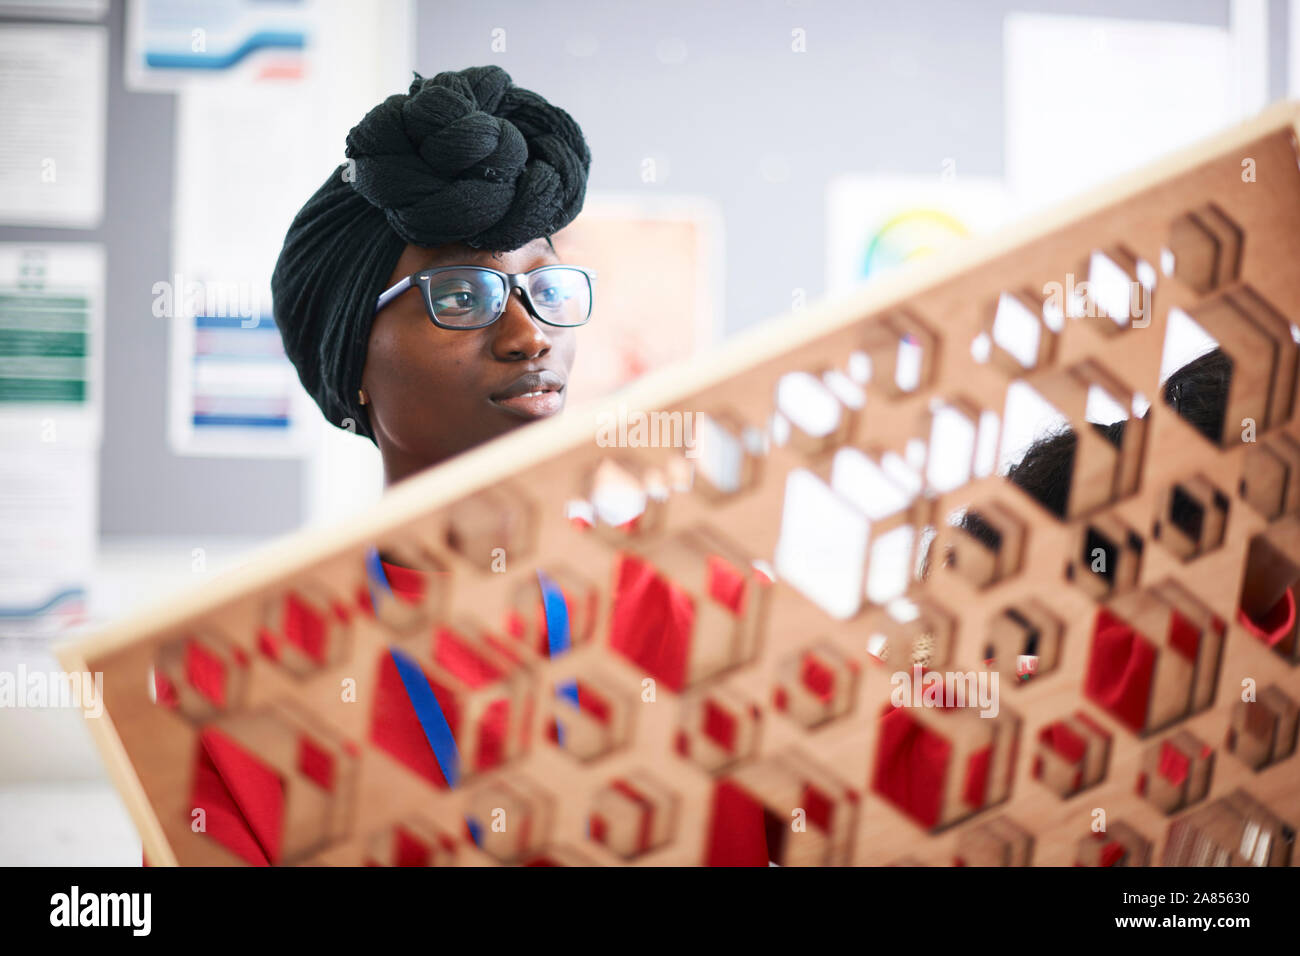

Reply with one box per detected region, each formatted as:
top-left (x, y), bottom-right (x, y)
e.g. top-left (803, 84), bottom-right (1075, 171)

top-left (61, 103), bottom-right (1300, 866)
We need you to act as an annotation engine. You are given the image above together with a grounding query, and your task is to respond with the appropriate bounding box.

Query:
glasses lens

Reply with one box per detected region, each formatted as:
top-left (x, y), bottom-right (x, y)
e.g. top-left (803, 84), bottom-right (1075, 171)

top-left (528, 267), bottom-right (593, 326)
top-left (425, 269), bottom-right (507, 328)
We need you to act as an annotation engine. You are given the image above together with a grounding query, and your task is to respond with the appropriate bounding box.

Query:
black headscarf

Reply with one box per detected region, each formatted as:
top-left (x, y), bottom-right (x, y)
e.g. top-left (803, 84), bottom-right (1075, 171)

top-left (271, 65), bottom-right (591, 441)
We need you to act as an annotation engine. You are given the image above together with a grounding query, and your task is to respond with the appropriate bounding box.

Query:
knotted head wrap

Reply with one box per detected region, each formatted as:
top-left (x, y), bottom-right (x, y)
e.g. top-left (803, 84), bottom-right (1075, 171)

top-left (271, 65), bottom-right (592, 441)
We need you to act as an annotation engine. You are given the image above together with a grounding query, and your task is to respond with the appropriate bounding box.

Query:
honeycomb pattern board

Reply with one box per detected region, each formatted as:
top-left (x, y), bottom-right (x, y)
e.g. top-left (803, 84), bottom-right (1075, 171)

top-left (61, 102), bottom-right (1300, 866)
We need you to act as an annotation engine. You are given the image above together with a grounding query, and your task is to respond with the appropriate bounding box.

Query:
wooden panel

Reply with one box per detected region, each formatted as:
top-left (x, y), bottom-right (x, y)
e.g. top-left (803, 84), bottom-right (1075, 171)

top-left (59, 101), bottom-right (1300, 866)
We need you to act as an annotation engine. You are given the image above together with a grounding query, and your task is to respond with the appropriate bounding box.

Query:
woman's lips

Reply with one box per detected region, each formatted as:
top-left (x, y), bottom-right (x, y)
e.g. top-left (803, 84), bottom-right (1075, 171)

top-left (489, 369), bottom-right (566, 419)
top-left (490, 387), bottom-right (563, 419)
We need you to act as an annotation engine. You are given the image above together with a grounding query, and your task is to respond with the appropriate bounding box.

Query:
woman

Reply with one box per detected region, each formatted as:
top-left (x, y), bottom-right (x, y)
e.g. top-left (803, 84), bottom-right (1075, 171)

top-left (184, 65), bottom-right (769, 867)
top-left (271, 64), bottom-right (592, 485)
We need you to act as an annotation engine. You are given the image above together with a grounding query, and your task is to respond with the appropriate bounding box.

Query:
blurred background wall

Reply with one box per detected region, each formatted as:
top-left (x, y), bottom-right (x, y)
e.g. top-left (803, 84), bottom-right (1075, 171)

top-left (0, 0), bottom-right (1291, 862)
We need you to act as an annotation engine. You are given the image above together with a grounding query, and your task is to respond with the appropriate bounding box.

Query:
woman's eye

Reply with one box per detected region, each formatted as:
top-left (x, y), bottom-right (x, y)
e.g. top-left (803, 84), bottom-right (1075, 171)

top-left (431, 288), bottom-right (477, 314)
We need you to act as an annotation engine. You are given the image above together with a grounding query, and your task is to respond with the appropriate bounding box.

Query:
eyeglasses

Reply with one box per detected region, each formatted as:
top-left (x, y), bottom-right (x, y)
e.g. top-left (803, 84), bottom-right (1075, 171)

top-left (374, 264), bottom-right (596, 330)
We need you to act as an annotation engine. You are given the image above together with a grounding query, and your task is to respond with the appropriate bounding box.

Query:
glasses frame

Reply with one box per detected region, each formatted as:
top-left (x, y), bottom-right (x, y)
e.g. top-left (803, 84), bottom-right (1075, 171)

top-left (373, 264), bottom-right (597, 330)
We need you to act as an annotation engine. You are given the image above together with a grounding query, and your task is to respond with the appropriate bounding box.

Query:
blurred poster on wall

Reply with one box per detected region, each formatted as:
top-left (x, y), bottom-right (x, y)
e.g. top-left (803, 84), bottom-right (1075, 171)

top-left (825, 175), bottom-right (1013, 295)
top-left (0, 244), bottom-right (102, 438)
top-left (1004, 14), bottom-right (1248, 211)
top-left (0, 24), bottom-right (107, 228)
top-left (167, 309), bottom-right (315, 457)
top-left (166, 80), bottom-right (325, 458)
top-left (165, 0), bottom-right (413, 460)
top-left (0, 0), bottom-right (106, 18)
top-left (126, 0), bottom-right (316, 91)
top-left (0, 243), bottom-right (102, 643)
top-left (551, 194), bottom-right (724, 406)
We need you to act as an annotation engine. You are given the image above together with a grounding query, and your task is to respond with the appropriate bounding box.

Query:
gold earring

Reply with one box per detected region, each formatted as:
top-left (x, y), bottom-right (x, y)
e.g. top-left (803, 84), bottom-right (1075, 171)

top-left (358, 388), bottom-right (368, 406)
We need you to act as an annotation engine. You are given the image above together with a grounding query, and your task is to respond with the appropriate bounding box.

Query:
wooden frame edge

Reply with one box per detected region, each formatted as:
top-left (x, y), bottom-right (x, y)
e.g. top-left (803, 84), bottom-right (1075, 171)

top-left (54, 642), bottom-right (178, 866)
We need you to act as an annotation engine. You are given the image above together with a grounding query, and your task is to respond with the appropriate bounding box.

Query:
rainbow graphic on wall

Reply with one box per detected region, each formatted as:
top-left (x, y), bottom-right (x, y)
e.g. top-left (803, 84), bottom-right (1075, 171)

top-left (826, 175), bottom-right (1013, 295)
top-left (860, 208), bottom-right (973, 278)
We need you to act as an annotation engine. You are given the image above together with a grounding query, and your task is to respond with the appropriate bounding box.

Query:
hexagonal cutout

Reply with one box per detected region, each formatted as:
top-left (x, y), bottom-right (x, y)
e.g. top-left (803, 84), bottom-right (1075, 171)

top-left (588, 772), bottom-right (678, 860)
top-left (872, 698), bottom-right (1019, 831)
top-left (773, 641), bottom-right (859, 729)
top-left (1067, 514), bottom-right (1142, 599)
top-left (980, 288), bottom-right (1059, 375)
top-left (690, 408), bottom-right (765, 500)
top-left (1072, 245), bottom-right (1152, 335)
top-left (1240, 432), bottom-right (1300, 520)
top-left (774, 466), bottom-right (874, 620)
top-left (773, 370), bottom-right (852, 455)
top-left (858, 309), bottom-right (938, 398)
top-left (1076, 821), bottom-right (1151, 866)
top-left (1158, 295), bottom-right (1292, 448)
top-left (982, 599), bottom-right (1062, 685)
top-left (1032, 711), bottom-right (1111, 798)
top-left (444, 483), bottom-right (535, 572)
top-left (502, 564), bottom-right (598, 660)
top-left (189, 701), bottom-right (358, 865)
top-left (924, 397), bottom-right (995, 494)
top-left (999, 364), bottom-right (1145, 520)
top-left (710, 749), bottom-right (859, 865)
top-left (1163, 789), bottom-right (1294, 865)
top-left (1084, 584), bottom-right (1225, 735)
top-left (1226, 285), bottom-right (1300, 429)
top-left (370, 624), bottom-right (533, 788)
top-left (1237, 533), bottom-right (1300, 661)
top-left (365, 818), bottom-right (458, 866)
top-left (827, 446), bottom-right (924, 606)
top-left (944, 500), bottom-right (1026, 589)
top-left (546, 673), bottom-right (632, 762)
top-left (1137, 731), bottom-right (1213, 815)
top-left (151, 628), bottom-right (248, 721)
top-left (1163, 203), bottom-right (1242, 295)
top-left (258, 585), bottom-right (353, 678)
top-left (580, 456), bottom-right (666, 542)
top-left (609, 524), bottom-right (770, 691)
top-left (676, 687), bottom-right (760, 772)
top-left (1226, 684), bottom-right (1298, 770)
top-left (465, 777), bottom-right (554, 864)
top-left (1152, 474), bottom-right (1229, 561)
top-left (364, 541), bottom-right (451, 633)
top-left (954, 815), bottom-right (1034, 866)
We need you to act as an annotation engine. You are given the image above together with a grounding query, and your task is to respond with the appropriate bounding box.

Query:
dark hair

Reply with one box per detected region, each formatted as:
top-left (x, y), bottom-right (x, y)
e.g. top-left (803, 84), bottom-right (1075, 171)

top-left (961, 348), bottom-right (1230, 545)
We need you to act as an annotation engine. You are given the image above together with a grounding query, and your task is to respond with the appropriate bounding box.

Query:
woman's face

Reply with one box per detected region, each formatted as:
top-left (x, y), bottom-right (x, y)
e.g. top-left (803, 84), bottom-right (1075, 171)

top-left (361, 236), bottom-right (578, 484)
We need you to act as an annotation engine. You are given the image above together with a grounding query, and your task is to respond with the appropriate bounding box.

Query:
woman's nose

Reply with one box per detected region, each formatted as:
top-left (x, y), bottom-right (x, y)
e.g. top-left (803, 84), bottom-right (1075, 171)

top-left (491, 287), bottom-right (552, 360)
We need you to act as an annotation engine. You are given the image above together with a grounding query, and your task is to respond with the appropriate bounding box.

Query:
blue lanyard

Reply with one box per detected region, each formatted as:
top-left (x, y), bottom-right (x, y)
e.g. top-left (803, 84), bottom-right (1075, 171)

top-left (368, 545), bottom-right (462, 787)
top-left (538, 568), bottom-right (581, 733)
top-left (367, 550), bottom-right (577, 846)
